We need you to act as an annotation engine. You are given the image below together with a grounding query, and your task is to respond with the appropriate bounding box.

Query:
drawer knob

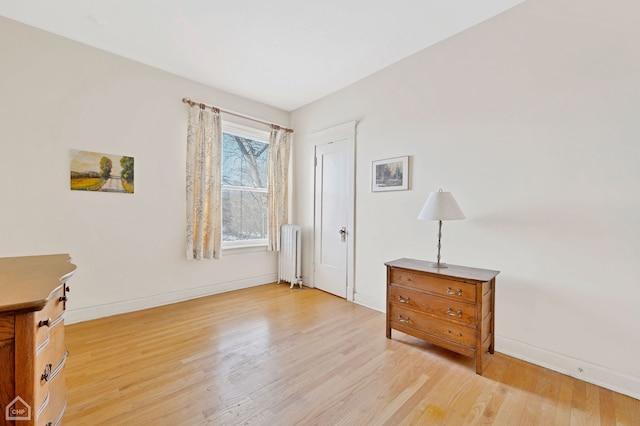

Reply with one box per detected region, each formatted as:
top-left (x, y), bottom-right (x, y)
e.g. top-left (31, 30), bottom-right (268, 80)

top-left (38, 318), bottom-right (52, 328)
top-left (398, 315), bottom-right (411, 324)
top-left (397, 295), bottom-right (411, 304)
top-left (446, 286), bottom-right (463, 296)
top-left (41, 363), bottom-right (52, 382)
top-left (447, 308), bottom-right (463, 318)
top-left (59, 295), bottom-right (68, 302)
top-left (447, 329), bottom-right (463, 337)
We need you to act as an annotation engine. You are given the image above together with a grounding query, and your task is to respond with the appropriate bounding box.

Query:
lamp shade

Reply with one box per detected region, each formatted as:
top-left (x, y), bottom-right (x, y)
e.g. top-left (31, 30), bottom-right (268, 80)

top-left (417, 190), bottom-right (465, 221)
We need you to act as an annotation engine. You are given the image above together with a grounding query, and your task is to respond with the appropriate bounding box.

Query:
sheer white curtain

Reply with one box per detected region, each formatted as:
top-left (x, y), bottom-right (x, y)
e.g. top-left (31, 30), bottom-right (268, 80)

top-left (186, 104), bottom-right (222, 260)
top-left (267, 127), bottom-right (293, 251)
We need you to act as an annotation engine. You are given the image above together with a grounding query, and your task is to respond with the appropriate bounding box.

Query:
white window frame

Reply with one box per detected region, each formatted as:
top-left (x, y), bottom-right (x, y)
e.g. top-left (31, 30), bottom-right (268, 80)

top-left (221, 121), bottom-right (270, 250)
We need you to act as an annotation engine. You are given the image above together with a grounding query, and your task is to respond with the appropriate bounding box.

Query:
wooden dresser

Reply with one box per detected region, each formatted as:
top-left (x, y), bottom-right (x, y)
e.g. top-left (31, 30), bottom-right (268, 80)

top-left (385, 258), bottom-right (499, 374)
top-left (0, 254), bottom-right (76, 426)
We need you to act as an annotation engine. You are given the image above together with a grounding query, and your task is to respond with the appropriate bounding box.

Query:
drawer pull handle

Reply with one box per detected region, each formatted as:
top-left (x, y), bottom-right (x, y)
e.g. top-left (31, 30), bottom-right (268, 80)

top-left (397, 295), bottom-right (411, 304)
top-left (398, 315), bottom-right (411, 323)
top-left (59, 295), bottom-right (68, 302)
top-left (38, 318), bottom-right (52, 328)
top-left (447, 329), bottom-right (463, 337)
top-left (41, 363), bottom-right (52, 382)
top-left (447, 308), bottom-right (462, 317)
top-left (447, 286), bottom-right (463, 296)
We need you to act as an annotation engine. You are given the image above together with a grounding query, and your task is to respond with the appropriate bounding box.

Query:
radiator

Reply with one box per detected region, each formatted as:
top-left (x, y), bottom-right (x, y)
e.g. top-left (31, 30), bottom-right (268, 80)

top-left (278, 224), bottom-right (303, 289)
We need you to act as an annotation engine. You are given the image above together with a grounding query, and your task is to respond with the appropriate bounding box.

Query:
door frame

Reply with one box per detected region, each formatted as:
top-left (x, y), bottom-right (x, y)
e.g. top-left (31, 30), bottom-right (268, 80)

top-left (311, 121), bottom-right (356, 301)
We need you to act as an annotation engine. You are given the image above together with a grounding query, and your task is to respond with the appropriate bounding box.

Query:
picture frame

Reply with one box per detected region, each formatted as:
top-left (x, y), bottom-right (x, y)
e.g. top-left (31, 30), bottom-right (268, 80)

top-left (70, 149), bottom-right (135, 193)
top-left (371, 156), bottom-right (409, 192)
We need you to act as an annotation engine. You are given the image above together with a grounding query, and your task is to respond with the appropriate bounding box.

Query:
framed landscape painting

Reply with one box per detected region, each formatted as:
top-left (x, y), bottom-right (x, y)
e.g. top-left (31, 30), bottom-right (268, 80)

top-left (70, 149), bottom-right (134, 193)
top-left (371, 156), bottom-right (409, 192)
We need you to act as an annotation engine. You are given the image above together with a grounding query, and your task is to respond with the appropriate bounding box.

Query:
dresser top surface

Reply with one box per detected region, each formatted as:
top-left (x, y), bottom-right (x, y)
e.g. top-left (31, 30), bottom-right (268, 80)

top-left (385, 258), bottom-right (500, 282)
top-left (0, 254), bottom-right (76, 313)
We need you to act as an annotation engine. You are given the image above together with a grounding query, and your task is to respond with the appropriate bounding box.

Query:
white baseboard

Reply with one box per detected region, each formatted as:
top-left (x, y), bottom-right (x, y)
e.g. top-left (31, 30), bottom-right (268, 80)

top-left (65, 273), bottom-right (277, 325)
top-left (302, 274), bottom-right (314, 288)
top-left (496, 335), bottom-right (640, 400)
top-left (354, 292), bottom-right (385, 313)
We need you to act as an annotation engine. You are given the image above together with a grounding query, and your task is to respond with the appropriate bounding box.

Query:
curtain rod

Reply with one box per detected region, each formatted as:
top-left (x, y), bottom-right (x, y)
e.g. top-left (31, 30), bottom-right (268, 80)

top-left (181, 98), bottom-right (293, 133)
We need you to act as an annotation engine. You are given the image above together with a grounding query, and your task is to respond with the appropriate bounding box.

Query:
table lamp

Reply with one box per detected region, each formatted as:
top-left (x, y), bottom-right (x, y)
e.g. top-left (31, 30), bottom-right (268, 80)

top-left (417, 189), bottom-right (465, 268)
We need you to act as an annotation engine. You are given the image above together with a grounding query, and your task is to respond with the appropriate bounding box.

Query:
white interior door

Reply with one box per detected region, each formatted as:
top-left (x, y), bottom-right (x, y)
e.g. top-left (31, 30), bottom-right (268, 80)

top-left (313, 125), bottom-right (355, 299)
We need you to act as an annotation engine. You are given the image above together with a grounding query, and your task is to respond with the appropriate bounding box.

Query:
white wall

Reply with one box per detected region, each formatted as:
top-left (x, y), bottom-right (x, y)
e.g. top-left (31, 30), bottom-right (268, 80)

top-left (0, 17), bottom-right (289, 322)
top-left (291, 0), bottom-right (640, 398)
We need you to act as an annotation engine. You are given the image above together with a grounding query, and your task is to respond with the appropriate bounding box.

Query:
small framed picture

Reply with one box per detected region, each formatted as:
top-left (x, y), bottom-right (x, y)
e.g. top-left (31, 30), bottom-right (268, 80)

top-left (371, 156), bottom-right (409, 192)
top-left (70, 149), bottom-right (135, 193)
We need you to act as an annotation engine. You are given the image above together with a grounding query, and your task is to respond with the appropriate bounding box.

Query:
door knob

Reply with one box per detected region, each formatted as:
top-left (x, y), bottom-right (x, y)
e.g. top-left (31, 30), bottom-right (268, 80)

top-left (339, 227), bottom-right (347, 242)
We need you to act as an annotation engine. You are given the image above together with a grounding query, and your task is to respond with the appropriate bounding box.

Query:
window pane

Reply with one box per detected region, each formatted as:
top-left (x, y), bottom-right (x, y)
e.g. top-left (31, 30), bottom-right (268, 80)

top-left (222, 189), bottom-right (268, 242)
top-left (222, 133), bottom-right (268, 189)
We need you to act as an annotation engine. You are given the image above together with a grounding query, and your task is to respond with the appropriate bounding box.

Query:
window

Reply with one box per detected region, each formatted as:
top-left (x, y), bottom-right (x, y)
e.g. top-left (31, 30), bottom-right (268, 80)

top-left (222, 122), bottom-right (269, 247)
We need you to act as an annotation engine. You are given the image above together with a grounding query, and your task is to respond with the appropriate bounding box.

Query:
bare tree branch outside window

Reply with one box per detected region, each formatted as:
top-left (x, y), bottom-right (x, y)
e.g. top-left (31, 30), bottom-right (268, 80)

top-left (222, 133), bottom-right (269, 242)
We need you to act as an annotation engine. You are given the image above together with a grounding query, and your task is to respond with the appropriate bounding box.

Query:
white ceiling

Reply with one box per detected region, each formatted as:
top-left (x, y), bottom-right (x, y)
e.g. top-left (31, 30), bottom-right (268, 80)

top-left (0, 0), bottom-right (524, 111)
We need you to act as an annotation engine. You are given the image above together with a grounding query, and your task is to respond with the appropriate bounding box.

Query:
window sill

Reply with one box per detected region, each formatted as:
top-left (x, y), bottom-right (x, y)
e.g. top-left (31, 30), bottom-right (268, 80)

top-left (222, 244), bottom-right (269, 255)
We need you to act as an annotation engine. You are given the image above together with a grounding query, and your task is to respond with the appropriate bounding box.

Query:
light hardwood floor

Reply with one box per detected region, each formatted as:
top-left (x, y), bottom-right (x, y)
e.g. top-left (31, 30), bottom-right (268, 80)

top-left (64, 284), bottom-right (639, 425)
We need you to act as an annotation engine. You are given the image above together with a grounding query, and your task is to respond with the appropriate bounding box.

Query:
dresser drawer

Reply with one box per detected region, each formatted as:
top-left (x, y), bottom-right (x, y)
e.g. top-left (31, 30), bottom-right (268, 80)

top-left (389, 268), bottom-right (476, 303)
top-left (35, 287), bottom-right (65, 349)
top-left (35, 318), bottom-right (66, 408)
top-left (389, 304), bottom-right (476, 348)
top-left (389, 285), bottom-right (476, 325)
top-left (36, 361), bottom-right (66, 426)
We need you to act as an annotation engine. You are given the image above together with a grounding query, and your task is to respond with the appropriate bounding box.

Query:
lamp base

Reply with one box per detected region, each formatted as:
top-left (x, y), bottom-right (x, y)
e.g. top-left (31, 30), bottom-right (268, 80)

top-left (430, 262), bottom-right (448, 268)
